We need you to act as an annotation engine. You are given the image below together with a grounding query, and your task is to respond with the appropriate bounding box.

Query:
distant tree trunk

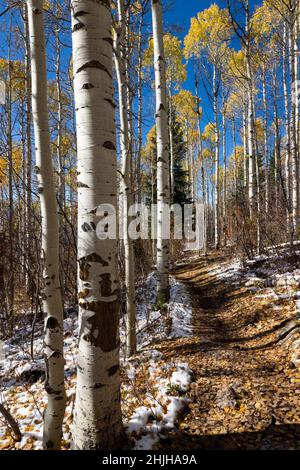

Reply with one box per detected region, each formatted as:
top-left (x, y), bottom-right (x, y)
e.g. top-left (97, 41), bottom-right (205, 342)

top-left (151, 0), bottom-right (170, 301)
top-left (195, 76), bottom-right (207, 255)
top-left (283, 21), bottom-right (292, 229)
top-left (272, 67), bottom-right (281, 215)
top-left (114, 0), bottom-right (136, 357)
top-left (253, 105), bottom-right (261, 255)
top-left (213, 63), bottom-right (220, 250)
top-left (24, 3), bottom-right (32, 294)
top-left (27, 0), bottom-right (66, 449)
top-left (55, 26), bottom-right (65, 298)
top-left (221, 87), bottom-right (227, 247)
top-left (71, 0), bottom-right (123, 449)
top-left (289, 12), bottom-right (298, 235)
top-left (7, 47), bottom-right (14, 319)
top-left (262, 64), bottom-right (269, 215)
top-left (168, 85), bottom-right (175, 201)
top-left (242, 101), bottom-right (248, 190)
top-left (245, 0), bottom-right (255, 220)
top-left (136, 12), bottom-right (143, 204)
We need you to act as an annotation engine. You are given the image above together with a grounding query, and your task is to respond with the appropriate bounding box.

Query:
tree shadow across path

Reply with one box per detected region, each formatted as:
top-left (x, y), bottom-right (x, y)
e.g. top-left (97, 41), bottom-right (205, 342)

top-left (155, 252), bottom-right (300, 450)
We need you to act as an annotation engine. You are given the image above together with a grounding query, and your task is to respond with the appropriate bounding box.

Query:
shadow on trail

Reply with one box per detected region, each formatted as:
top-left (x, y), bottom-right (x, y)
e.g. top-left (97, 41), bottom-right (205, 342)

top-left (162, 423), bottom-right (300, 450)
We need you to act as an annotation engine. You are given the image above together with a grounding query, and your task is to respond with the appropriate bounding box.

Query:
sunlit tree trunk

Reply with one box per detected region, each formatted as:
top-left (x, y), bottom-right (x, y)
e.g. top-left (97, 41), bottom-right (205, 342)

top-left (213, 63), bottom-right (220, 250)
top-left (195, 76), bottom-right (207, 255)
top-left (242, 102), bottom-right (248, 190)
top-left (262, 64), bottom-right (269, 215)
top-left (151, 0), bottom-right (170, 301)
top-left (55, 25), bottom-right (66, 298)
top-left (114, 0), bottom-right (136, 357)
top-left (24, 3), bottom-right (33, 294)
top-left (27, 0), bottom-right (66, 449)
top-left (222, 87), bottom-right (227, 247)
top-left (289, 8), bottom-right (298, 235)
top-left (71, 0), bottom-right (123, 449)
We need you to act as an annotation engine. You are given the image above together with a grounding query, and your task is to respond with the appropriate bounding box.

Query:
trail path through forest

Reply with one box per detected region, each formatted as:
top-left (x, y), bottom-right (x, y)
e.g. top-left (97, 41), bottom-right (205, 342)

top-left (155, 251), bottom-right (300, 450)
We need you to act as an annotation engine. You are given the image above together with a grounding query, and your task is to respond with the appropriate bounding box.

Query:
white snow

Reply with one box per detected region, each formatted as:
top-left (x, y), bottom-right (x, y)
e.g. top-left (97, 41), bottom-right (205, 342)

top-left (126, 351), bottom-right (192, 449)
top-left (0, 271), bottom-right (194, 451)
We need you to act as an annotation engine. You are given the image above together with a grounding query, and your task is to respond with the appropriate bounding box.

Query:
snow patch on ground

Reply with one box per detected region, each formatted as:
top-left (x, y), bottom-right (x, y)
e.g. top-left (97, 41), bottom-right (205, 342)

top-left (125, 351), bottom-right (192, 450)
top-left (0, 272), bottom-right (193, 450)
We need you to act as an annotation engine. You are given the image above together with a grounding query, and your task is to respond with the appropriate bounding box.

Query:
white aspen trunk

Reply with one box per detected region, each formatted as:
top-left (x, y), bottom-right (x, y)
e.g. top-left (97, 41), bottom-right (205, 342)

top-left (283, 21), bottom-right (292, 228)
top-left (151, 0), bottom-right (170, 301)
top-left (7, 48), bottom-right (14, 317)
top-left (114, 0), bottom-right (136, 357)
top-left (242, 102), bottom-right (248, 190)
top-left (195, 77), bottom-right (207, 255)
top-left (27, 0), bottom-right (66, 449)
top-left (289, 16), bottom-right (298, 235)
top-left (55, 26), bottom-right (65, 299)
top-left (253, 105), bottom-right (261, 255)
top-left (273, 68), bottom-right (281, 216)
top-left (294, 16), bottom-right (299, 153)
top-left (168, 85), bottom-right (175, 201)
top-left (24, 3), bottom-right (32, 293)
top-left (213, 63), bottom-right (220, 250)
top-left (245, 0), bottom-right (255, 220)
top-left (71, 0), bottom-right (123, 449)
top-left (136, 13), bottom-right (143, 204)
top-left (262, 65), bottom-right (269, 215)
top-left (222, 88), bottom-right (227, 247)
top-left (247, 87), bottom-right (255, 220)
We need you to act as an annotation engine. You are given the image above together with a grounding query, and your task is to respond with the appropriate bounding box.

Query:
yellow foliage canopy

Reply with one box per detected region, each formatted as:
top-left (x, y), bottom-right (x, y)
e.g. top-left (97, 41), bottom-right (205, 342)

top-left (143, 33), bottom-right (187, 87)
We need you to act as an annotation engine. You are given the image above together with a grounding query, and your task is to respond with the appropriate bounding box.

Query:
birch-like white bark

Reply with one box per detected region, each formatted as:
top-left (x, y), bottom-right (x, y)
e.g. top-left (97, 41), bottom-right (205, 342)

top-left (151, 0), bottom-right (170, 301)
top-left (213, 63), bottom-right (220, 250)
top-left (71, 0), bottom-right (123, 449)
top-left (195, 76), bottom-right (207, 255)
top-left (27, 0), bottom-right (66, 449)
top-left (114, 0), bottom-right (136, 357)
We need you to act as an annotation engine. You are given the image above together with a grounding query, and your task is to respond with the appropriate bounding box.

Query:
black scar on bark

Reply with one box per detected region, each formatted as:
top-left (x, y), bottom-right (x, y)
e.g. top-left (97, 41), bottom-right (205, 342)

top-left (93, 383), bottom-right (104, 389)
top-left (72, 23), bottom-right (84, 33)
top-left (103, 141), bottom-right (116, 150)
top-left (105, 98), bottom-right (116, 108)
top-left (99, 0), bottom-right (110, 9)
top-left (33, 8), bottom-right (42, 15)
top-left (74, 10), bottom-right (89, 18)
top-left (82, 222), bottom-right (92, 232)
top-left (78, 181), bottom-right (89, 188)
top-left (80, 299), bottom-right (119, 352)
top-left (46, 317), bottom-right (60, 330)
top-left (80, 253), bottom-right (109, 266)
top-left (76, 61), bottom-right (112, 79)
top-left (99, 273), bottom-right (117, 297)
top-left (82, 83), bottom-right (94, 89)
top-left (103, 37), bottom-right (113, 46)
top-left (108, 364), bottom-right (119, 376)
top-left (45, 440), bottom-right (54, 450)
top-left (79, 261), bottom-right (91, 281)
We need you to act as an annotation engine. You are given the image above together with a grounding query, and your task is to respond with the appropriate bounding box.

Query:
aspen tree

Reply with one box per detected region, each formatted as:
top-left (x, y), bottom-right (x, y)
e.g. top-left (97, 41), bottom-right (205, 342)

top-left (71, 0), bottom-right (123, 449)
top-left (151, 0), bottom-right (170, 301)
top-left (113, 0), bottom-right (136, 357)
top-left (26, 0), bottom-right (66, 449)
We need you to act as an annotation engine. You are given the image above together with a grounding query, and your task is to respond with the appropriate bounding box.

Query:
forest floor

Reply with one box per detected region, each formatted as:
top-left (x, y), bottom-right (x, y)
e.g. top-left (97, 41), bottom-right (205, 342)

top-left (152, 248), bottom-right (300, 450)
top-left (2, 246), bottom-right (300, 450)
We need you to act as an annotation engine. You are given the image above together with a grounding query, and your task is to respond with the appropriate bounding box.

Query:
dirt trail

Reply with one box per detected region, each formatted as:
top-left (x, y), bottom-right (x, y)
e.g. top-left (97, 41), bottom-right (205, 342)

top-left (157, 252), bottom-right (300, 450)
